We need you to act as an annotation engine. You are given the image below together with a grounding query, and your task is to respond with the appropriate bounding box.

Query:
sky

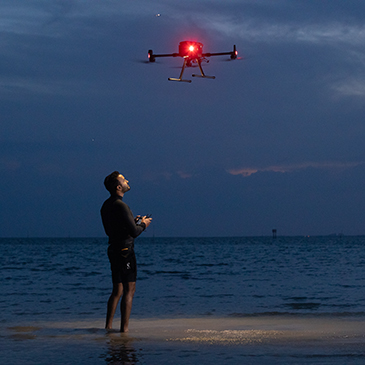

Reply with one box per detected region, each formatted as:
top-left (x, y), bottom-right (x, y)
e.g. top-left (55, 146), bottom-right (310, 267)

top-left (1, 0), bottom-right (365, 237)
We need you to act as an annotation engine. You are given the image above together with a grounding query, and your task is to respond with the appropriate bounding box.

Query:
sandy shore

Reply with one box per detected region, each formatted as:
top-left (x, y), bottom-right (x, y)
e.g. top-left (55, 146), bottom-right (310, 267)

top-left (3, 316), bottom-right (365, 364)
top-left (6, 316), bottom-right (365, 345)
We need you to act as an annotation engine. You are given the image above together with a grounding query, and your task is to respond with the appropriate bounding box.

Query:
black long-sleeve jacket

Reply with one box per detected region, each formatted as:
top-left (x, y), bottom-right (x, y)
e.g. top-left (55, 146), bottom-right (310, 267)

top-left (100, 195), bottom-right (146, 249)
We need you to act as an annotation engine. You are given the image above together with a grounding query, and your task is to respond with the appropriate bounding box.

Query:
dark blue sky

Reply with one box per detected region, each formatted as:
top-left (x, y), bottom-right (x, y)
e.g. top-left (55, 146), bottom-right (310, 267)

top-left (1, 0), bottom-right (364, 237)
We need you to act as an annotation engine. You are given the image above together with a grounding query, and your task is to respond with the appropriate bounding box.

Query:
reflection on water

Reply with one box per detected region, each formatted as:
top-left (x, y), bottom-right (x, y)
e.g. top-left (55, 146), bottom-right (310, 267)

top-left (100, 335), bottom-right (141, 365)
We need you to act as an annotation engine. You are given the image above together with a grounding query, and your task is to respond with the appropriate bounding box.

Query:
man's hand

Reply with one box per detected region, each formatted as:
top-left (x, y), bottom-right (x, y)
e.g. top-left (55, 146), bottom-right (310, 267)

top-left (141, 216), bottom-right (152, 228)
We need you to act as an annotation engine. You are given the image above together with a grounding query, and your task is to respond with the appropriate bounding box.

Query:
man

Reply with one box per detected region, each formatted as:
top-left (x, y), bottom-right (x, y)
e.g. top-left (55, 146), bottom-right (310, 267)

top-left (101, 171), bottom-right (152, 332)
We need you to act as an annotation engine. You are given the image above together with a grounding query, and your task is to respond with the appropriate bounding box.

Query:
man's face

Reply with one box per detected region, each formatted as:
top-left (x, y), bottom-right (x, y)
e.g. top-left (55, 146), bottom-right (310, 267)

top-left (117, 174), bottom-right (130, 193)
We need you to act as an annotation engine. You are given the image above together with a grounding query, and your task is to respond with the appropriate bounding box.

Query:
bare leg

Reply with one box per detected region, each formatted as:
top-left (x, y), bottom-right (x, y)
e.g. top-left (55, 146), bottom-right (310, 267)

top-left (120, 281), bottom-right (136, 333)
top-left (105, 283), bottom-right (123, 330)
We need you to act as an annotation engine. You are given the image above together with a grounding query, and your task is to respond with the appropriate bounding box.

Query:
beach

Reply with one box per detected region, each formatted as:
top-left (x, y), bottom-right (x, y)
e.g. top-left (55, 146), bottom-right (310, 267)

top-left (2, 236), bottom-right (365, 363)
top-left (3, 316), bottom-right (365, 364)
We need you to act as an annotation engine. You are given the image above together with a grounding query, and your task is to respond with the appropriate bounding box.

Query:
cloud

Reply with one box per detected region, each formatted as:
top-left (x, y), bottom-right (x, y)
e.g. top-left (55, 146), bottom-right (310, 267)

top-left (177, 171), bottom-right (193, 179)
top-left (0, 76), bottom-right (105, 98)
top-left (3, 1), bottom-right (365, 50)
top-left (0, 156), bottom-right (20, 171)
top-left (202, 16), bottom-right (365, 47)
top-left (228, 161), bottom-right (364, 177)
top-left (0, 2), bottom-right (46, 35)
top-left (0, 0), bottom-right (164, 36)
top-left (142, 2), bottom-right (365, 48)
top-left (332, 78), bottom-right (365, 97)
top-left (142, 170), bottom-right (194, 182)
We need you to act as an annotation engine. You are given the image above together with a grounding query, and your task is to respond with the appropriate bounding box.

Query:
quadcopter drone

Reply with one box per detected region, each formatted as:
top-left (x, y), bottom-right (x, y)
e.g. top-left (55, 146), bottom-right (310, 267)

top-left (147, 41), bottom-right (238, 83)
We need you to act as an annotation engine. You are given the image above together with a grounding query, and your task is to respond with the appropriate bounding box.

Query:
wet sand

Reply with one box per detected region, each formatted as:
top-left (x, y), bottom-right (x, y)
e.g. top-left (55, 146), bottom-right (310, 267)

top-left (3, 316), bottom-right (365, 364)
top-left (5, 316), bottom-right (365, 344)
top-left (133, 316), bottom-right (365, 345)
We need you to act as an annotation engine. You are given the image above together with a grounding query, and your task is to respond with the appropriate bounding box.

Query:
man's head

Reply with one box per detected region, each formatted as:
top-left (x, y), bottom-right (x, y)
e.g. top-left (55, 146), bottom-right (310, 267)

top-left (104, 171), bottom-right (130, 195)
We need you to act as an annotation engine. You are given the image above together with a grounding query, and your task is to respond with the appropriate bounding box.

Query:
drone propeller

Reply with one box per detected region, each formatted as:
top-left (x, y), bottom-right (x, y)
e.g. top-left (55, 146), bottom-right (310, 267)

top-left (136, 60), bottom-right (151, 64)
top-left (218, 55), bottom-right (245, 62)
top-left (133, 58), bottom-right (163, 64)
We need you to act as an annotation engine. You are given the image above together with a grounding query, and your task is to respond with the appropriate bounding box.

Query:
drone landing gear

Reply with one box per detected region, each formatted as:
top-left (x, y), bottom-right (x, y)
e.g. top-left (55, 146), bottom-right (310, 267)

top-left (192, 59), bottom-right (215, 80)
top-left (168, 58), bottom-right (191, 82)
top-left (168, 58), bottom-right (215, 82)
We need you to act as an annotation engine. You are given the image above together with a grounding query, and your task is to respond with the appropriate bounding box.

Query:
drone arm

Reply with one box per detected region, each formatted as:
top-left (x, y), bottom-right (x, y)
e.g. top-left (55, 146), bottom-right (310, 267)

top-left (154, 53), bottom-right (179, 58)
top-left (202, 45), bottom-right (237, 60)
top-left (203, 52), bottom-right (230, 57)
top-left (148, 50), bottom-right (179, 62)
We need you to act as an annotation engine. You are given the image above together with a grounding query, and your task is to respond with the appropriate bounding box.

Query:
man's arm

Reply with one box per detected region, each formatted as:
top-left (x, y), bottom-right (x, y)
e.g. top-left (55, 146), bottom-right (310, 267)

top-left (117, 200), bottom-right (147, 238)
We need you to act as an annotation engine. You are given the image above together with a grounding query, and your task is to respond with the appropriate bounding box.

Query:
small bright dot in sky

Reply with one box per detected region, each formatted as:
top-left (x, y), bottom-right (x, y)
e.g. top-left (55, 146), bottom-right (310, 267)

top-left (156, 14), bottom-right (161, 17)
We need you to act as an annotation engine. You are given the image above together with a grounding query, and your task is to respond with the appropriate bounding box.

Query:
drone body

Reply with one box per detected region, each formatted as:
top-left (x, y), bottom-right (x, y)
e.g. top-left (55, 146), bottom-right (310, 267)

top-left (148, 41), bottom-right (238, 83)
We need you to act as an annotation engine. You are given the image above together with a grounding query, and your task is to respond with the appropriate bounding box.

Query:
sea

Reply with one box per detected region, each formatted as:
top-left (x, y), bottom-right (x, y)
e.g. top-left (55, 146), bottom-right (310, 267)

top-left (1, 236), bottom-right (365, 364)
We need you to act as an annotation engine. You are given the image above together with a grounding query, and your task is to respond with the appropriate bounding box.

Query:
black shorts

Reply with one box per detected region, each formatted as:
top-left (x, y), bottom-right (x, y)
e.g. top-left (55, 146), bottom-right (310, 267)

top-left (107, 245), bottom-right (137, 284)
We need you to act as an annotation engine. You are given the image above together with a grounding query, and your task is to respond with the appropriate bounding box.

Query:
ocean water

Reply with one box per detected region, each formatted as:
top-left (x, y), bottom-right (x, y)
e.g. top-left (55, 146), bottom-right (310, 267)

top-left (1, 236), bottom-right (365, 364)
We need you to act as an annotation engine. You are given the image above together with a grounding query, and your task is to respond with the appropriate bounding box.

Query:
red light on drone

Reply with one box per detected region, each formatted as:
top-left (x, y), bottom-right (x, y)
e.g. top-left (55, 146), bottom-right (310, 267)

top-left (178, 41), bottom-right (203, 58)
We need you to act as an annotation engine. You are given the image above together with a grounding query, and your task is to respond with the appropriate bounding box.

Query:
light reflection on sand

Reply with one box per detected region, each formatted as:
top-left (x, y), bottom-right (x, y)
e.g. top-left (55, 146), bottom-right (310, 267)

top-left (3, 317), bottom-right (365, 364)
top-left (5, 316), bottom-right (365, 346)
top-left (176, 329), bottom-right (284, 344)
top-left (132, 316), bottom-right (365, 345)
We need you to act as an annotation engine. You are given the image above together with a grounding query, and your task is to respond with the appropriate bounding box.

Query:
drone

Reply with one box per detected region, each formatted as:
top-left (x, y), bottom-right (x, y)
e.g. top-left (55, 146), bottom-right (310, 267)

top-left (147, 41), bottom-right (238, 83)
